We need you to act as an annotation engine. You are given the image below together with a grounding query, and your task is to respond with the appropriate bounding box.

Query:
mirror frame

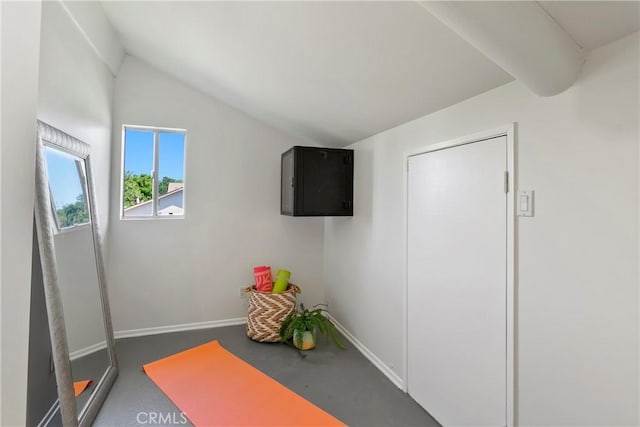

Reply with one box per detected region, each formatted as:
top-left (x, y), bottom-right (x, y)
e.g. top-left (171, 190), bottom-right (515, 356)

top-left (33, 120), bottom-right (118, 426)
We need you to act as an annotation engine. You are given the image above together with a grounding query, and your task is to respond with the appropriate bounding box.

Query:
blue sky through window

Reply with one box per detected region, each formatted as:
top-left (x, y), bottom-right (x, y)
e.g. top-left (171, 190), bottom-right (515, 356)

top-left (123, 129), bottom-right (153, 176)
top-left (44, 147), bottom-right (85, 208)
top-left (124, 128), bottom-right (185, 180)
top-left (159, 132), bottom-right (185, 181)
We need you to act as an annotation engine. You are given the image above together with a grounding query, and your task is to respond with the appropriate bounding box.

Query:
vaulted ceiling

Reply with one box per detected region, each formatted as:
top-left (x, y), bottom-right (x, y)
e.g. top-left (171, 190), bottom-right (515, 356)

top-left (101, 1), bottom-right (639, 147)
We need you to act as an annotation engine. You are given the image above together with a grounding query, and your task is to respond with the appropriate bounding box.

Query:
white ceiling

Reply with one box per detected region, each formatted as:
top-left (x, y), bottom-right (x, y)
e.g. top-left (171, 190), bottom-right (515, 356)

top-left (101, 1), bottom-right (639, 147)
top-left (539, 1), bottom-right (639, 50)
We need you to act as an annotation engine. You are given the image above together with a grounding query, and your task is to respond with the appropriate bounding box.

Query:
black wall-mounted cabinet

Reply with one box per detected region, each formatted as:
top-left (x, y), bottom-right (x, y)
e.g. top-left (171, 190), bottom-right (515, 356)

top-left (281, 146), bottom-right (354, 216)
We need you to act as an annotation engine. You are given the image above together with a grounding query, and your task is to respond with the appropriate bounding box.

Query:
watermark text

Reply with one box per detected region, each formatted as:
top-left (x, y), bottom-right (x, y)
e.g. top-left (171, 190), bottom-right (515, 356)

top-left (136, 411), bottom-right (188, 425)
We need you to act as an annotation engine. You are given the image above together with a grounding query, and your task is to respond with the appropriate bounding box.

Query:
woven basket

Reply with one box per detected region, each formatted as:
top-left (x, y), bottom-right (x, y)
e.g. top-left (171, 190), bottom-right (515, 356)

top-left (245, 283), bottom-right (301, 342)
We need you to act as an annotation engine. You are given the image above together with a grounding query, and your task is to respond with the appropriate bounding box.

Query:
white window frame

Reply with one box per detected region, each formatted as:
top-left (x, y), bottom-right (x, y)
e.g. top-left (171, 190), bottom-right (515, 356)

top-left (120, 125), bottom-right (187, 220)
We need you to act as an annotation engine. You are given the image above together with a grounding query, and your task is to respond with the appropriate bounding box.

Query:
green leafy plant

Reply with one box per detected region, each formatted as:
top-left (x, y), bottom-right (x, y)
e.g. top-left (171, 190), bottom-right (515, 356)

top-left (123, 171), bottom-right (152, 208)
top-left (280, 304), bottom-right (346, 350)
top-left (56, 194), bottom-right (89, 228)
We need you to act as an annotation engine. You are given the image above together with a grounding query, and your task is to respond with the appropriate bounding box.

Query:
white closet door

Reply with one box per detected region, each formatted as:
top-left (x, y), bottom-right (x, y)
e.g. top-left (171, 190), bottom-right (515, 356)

top-left (408, 136), bottom-right (507, 426)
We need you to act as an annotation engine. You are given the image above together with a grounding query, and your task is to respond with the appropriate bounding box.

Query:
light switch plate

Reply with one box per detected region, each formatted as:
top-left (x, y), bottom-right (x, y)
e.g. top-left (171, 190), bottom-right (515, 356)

top-left (517, 190), bottom-right (534, 217)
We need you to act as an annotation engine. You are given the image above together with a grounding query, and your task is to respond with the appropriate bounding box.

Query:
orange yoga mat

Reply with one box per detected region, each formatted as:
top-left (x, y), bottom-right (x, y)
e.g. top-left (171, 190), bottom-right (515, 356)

top-left (142, 340), bottom-right (345, 427)
top-left (73, 379), bottom-right (92, 397)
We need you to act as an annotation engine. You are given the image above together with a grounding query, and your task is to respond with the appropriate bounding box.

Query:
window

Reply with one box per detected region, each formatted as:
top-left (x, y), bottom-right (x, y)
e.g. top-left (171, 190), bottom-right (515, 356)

top-left (121, 126), bottom-right (186, 218)
top-left (44, 146), bottom-right (90, 231)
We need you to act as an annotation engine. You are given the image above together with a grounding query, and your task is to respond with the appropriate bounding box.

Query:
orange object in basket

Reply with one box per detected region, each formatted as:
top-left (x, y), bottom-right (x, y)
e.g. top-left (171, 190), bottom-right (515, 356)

top-left (253, 265), bottom-right (273, 292)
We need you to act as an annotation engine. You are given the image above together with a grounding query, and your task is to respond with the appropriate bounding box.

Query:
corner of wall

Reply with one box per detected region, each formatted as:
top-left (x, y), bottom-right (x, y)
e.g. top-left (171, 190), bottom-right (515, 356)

top-left (59, 0), bottom-right (125, 76)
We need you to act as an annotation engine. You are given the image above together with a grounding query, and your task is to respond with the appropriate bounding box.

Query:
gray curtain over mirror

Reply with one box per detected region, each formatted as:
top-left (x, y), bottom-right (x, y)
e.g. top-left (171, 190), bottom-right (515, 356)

top-left (33, 120), bottom-right (117, 426)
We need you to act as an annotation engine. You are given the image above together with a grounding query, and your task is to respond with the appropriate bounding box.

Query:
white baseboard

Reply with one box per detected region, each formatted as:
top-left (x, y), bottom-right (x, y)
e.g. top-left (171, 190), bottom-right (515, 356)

top-left (69, 340), bottom-right (107, 361)
top-left (115, 317), bottom-right (247, 340)
top-left (327, 314), bottom-right (405, 390)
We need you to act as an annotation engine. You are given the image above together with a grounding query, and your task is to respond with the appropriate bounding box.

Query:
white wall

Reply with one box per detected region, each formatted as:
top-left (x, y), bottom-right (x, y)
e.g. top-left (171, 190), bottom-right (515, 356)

top-left (108, 56), bottom-right (325, 333)
top-left (324, 33), bottom-right (639, 426)
top-left (59, 0), bottom-right (124, 76)
top-left (0, 2), bottom-right (42, 425)
top-left (37, 0), bottom-right (115, 247)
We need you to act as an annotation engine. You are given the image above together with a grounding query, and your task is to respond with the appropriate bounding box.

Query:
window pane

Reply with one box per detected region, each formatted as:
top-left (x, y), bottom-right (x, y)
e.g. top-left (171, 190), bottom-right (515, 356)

top-left (157, 132), bottom-right (185, 216)
top-left (44, 146), bottom-right (90, 230)
top-left (123, 129), bottom-right (154, 217)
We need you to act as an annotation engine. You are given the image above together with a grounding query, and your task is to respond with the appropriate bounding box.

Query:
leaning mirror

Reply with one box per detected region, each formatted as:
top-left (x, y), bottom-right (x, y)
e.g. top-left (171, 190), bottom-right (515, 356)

top-left (33, 121), bottom-right (117, 426)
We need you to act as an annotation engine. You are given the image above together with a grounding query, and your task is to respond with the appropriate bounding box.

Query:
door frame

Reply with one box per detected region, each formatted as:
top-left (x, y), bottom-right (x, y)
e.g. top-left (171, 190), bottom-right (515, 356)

top-left (402, 124), bottom-right (517, 426)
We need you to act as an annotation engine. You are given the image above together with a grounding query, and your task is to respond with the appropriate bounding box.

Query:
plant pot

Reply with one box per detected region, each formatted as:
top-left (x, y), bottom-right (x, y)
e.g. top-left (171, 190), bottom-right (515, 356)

top-left (293, 330), bottom-right (316, 350)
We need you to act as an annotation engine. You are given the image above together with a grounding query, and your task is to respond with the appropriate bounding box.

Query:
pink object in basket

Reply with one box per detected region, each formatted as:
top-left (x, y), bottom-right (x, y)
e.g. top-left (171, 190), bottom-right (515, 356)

top-left (253, 266), bottom-right (272, 292)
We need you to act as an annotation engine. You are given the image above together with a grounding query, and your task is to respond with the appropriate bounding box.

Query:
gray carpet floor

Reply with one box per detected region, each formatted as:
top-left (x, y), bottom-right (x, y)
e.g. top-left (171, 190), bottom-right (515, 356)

top-left (91, 325), bottom-right (439, 426)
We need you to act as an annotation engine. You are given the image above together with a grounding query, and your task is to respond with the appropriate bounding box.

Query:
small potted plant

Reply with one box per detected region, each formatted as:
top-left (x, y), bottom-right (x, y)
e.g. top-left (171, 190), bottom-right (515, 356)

top-left (279, 304), bottom-right (346, 351)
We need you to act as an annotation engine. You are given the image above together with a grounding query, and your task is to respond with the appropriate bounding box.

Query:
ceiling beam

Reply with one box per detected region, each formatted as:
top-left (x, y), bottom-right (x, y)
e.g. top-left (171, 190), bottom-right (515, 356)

top-left (420, 1), bottom-right (586, 96)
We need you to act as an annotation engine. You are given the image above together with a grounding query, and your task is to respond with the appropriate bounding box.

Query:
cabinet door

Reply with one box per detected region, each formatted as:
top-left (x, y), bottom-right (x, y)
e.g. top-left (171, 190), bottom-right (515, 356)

top-left (281, 149), bottom-right (295, 215)
top-left (299, 148), bottom-right (352, 215)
